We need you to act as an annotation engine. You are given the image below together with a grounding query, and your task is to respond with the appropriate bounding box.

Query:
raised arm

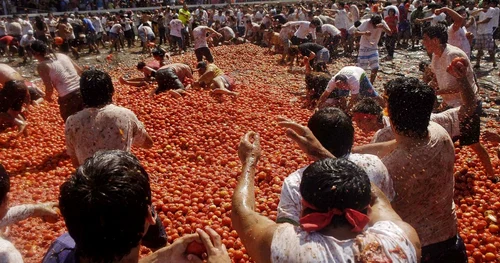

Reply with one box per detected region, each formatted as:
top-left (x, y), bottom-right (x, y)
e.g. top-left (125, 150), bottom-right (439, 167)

top-left (351, 140), bottom-right (398, 159)
top-left (231, 132), bottom-right (277, 263)
top-left (436, 7), bottom-right (465, 30)
top-left (277, 118), bottom-right (335, 160)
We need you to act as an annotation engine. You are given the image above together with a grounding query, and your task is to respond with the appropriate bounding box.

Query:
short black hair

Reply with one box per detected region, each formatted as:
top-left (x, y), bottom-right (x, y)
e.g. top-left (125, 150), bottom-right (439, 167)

top-left (59, 150), bottom-right (151, 262)
top-left (300, 158), bottom-right (371, 226)
top-left (2, 80), bottom-right (28, 106)
top-left (334, 74), bottom-right (348, 83)
top-left (196, 61), bottom-right (208, 69)
top-left (152, 47), bottom-right (166, 57)
top-left (137, 61), bottom-right (146, 70)
top-left (384, 77), bottom-right (435, 138)
top-left (423, 23), bottom-right (448, 45)
top-left (352, 98), bottom-right (383, 122)
top-left (0, 164), bottom-right (10, 204)
top-left (30, 40), bottom-right (48, 55)
top-left (370, 14), bottom-right (382, 25)
top-left (418, 61), bottom-right (430, 72)
top-left (80, 69), bottom-right (114, 108)
top-left (310, 17), bottom-right (322, 27)
top-left (307, 107), bottom-right (354, 158)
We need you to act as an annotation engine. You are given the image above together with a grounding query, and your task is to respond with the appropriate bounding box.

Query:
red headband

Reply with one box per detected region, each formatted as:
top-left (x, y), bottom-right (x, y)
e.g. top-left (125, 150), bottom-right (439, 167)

top-left (299, 199), bottom-right (370, 233)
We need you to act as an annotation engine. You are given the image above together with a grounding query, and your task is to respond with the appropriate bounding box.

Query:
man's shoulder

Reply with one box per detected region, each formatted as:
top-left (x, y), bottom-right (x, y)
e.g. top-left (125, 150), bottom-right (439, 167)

top-left (348, 153), bottom-right (386, 170)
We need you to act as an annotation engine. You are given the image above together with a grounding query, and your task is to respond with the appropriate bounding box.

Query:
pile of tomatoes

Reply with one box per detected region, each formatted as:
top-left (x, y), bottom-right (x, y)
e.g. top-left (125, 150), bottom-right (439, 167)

top-left (0, 44), bottom-right (498, 262)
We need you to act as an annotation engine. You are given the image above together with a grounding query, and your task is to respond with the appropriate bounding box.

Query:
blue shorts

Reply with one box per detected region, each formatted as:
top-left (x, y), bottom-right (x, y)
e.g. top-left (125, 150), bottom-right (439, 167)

top-left (359, 72), bottom-right (378, 97)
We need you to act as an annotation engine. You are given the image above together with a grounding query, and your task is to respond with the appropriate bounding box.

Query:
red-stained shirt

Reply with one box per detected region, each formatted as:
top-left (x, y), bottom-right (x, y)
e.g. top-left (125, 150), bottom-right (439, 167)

top-left (384, 15), bottom-right (398, 34)
top-left (0, 35), bottom-right (14, 45)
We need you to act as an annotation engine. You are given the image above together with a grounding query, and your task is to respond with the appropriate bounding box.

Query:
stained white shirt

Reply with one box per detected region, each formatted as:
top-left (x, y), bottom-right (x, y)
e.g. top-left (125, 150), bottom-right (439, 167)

top-left (277, 154), bottom-right (394, 224)
top-left (65, 104), bottom-right (150, 166)
top-left (271, 221), bottom-right (417, 263)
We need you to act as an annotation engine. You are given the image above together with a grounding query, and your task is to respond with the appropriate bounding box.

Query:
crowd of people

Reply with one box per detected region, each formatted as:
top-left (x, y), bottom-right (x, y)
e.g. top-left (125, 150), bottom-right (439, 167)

top-left (0, 0), bottom-right (499, 262)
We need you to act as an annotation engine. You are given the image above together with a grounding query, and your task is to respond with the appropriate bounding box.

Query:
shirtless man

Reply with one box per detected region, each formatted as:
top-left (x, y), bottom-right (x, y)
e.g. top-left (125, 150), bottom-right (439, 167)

top-left (120, 63), bottom-right (192, 90)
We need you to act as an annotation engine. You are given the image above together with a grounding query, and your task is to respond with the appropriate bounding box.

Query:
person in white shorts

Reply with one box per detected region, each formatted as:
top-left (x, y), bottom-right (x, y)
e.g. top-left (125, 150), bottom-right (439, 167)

top-left (354, 15), bottom-right (392, 84)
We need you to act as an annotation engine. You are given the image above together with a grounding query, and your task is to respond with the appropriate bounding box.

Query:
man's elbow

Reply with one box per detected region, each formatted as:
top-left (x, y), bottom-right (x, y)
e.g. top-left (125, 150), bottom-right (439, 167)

top-left (143, 137), bottom-right (154, 149)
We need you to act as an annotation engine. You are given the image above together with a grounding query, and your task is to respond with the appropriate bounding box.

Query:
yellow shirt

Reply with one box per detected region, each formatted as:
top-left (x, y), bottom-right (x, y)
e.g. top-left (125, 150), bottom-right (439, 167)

top-left (198, 64), bottom-right (224, 85)
top-left (178, 8), bottom-right (191, 25)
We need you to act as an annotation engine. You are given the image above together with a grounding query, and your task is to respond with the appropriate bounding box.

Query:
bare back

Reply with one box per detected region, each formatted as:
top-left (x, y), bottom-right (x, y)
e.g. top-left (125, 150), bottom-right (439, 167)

top-left (0, 64), bottom-right (24, 85)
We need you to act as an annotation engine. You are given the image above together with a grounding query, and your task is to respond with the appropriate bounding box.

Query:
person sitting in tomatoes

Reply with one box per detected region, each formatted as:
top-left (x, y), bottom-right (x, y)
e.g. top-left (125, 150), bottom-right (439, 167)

top-left (233, 132), bottom-right (420, 262)
top-left (42, 150), bottom-right (230, 263)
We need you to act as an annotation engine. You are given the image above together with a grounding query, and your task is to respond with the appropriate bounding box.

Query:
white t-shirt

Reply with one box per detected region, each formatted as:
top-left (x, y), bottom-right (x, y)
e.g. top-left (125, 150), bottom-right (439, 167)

top-left (430, 13), bottom-right (446, 26)
top-left (477, 7), bottom-right (495, 34)
top-left (219, 26), bottom-right (235, 40)
top-left (290, 21), bottom-right (316, 40)
top-left (357, 19), bottom-right (388, 49)
top-left (169, 19), bottom-right (183, 37)
top-left (20, 34), bottom-right (35, 47)
top-left (430, 44), bottom-right (477, 108)
top-left (65, 104), bottom-right (150, 166)
top-left (0, 238), bottom-right (23, 262)
top-left (448, 26), bottom-right (471, 57)
top-left (491, 7), bottom-right (499, 28)
top-left (193, 26), bottom-right (209, 49)
top-left (326, 66), bottom-right (366, 95)
top-left (109, 23), bottom-right (122, 34)
top-left (321, 24), bottom-right (341, 37)
top-left (334, 9), bottom-right (352, 29)
top-left (372, 108), bottom-right (461, 143)
top-left (381, 122), bottom-right (457, 246)
top-left (277, 153), bottom-right (394, 224)
top-left (271, 221), bottom-right (417, 263)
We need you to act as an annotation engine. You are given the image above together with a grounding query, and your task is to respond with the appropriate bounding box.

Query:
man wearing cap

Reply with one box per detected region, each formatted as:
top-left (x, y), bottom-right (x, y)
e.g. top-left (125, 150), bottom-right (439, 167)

top-left (20, 30), bottom-right (35, 63)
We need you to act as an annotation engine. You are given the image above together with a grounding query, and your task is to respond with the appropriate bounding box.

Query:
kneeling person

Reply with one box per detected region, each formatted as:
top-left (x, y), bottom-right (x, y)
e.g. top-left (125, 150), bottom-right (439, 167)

top-left (317, 66), bottom-right (382, 111)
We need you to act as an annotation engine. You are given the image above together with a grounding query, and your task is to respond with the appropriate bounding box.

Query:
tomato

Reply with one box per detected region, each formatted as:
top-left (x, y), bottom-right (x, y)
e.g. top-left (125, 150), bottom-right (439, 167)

top-left (186, 241), bottom-right (207, 257)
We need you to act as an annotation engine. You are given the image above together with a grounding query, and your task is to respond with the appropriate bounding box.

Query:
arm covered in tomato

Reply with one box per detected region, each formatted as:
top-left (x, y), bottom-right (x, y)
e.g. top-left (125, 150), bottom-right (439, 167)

top-left (231, 132), bottom-right (277, 263)
top-left (369, 183), bottom-right (422, 261)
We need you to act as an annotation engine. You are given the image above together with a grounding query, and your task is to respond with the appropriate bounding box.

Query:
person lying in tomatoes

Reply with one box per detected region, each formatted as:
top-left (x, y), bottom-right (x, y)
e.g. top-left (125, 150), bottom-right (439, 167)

top-left (42, 150), bottom-right (230, 263)
top-left (232, 131), bottom-right (420, 262)
top-left (191, 61), bottom-right (238, 96)
top-left (0, 80), bottom-right (30, 136)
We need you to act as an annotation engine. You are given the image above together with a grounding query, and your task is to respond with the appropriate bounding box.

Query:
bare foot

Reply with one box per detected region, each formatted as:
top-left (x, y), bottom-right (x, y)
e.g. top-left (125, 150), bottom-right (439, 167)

top-left (213, 88), bottom-right (238, 96)
top-left (167, 90), bottom-right (182, 99)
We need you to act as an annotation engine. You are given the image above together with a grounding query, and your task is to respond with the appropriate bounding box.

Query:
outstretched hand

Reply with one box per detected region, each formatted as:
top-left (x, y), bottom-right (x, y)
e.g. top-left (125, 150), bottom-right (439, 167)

top-left (34, 202), bottom-right (60, 223)
top-left (277, 117), bottom-right (333, 161)
top-left (238, 131), bottom-right (261, 163)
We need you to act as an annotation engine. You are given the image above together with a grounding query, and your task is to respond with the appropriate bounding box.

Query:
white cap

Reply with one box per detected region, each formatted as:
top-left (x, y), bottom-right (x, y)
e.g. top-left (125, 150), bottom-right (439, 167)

top-left (27, 30), bottom-right (33, 35)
